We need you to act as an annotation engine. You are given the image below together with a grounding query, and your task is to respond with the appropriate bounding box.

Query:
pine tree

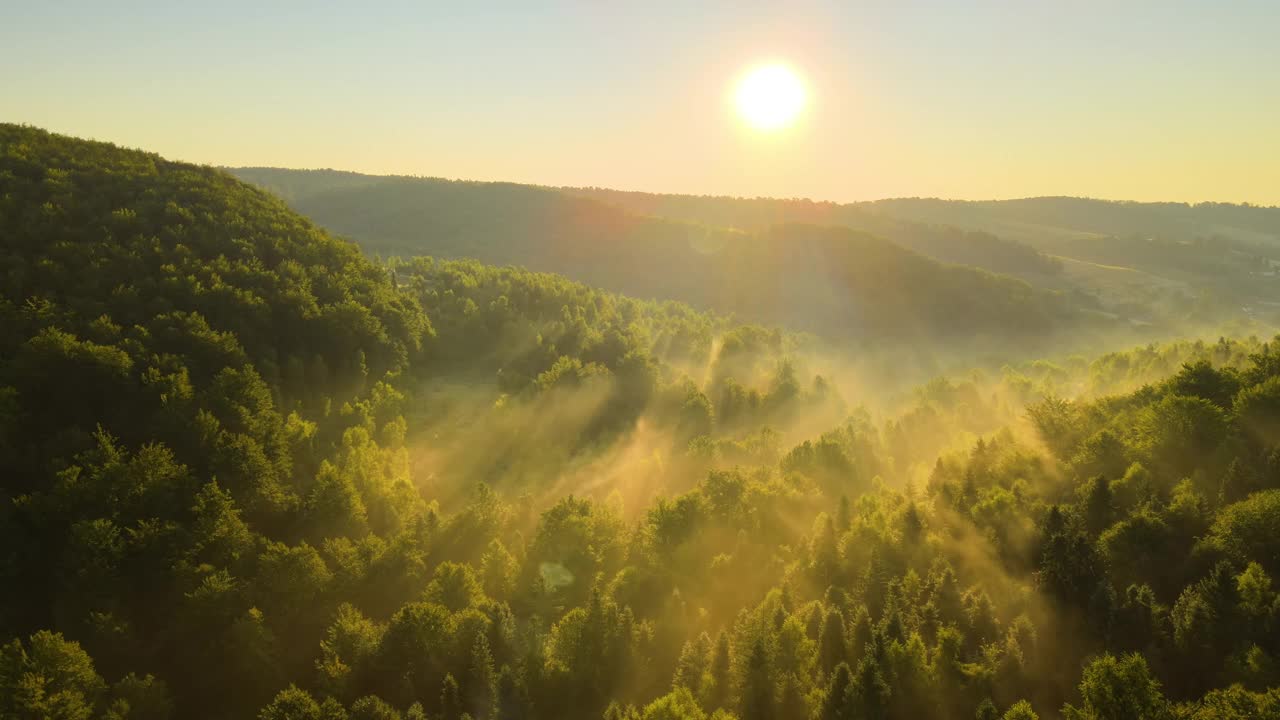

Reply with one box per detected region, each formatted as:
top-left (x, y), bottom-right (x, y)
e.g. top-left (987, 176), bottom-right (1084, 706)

top-left (495, 666), bottom-right (530, 720)
top-left (466, 635), bottom-right (497, 720)
top-left (818, 609), bottom-right (847, 674)
top-left (702, 632), bottom-right (732, 712)
top-left (739, 636), bottom-right (773, 720)
top-left (777, 673), bottom-right (807, 720)
top-left (812, 514), bottom-right (840, 587)
top-left (441, 674), bottom-right (463, 720)
top-left (673, 634), bottom-right (711, 691)
top-left (817, 663), bottom-right (854, 720)
top-left (851, 655), bottom-right (890, 720)
top-left (849, 607), bottom-right (874, 662)
top-left (837, 495), bottom-right (852, 532)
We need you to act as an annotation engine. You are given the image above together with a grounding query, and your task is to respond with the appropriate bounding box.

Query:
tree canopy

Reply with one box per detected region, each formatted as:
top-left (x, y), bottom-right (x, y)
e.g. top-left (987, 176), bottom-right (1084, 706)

top-left (3, 124), bottom-right (1280, 720)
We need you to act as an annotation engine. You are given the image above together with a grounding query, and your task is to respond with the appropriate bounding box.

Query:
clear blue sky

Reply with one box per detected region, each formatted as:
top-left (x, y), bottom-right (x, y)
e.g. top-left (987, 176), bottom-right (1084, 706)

top-left (4, 1), bottom-right (1278, 203)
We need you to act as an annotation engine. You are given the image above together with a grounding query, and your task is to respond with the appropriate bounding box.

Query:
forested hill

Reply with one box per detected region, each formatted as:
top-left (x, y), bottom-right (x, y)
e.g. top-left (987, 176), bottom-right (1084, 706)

top-left (6, 125), bottom-right (1280, 720)
top-left (864, 196), bottom-right (1280, 247)
top-left (565, 187), bottom-right (1280, 256)
top-left (552, 189), bottom-right (1280, 332)
top-left (0, 127), bottom-right (430, 411)
top-left (233, 169), bottom-right (1063, 279)
top-left (0, 123), bottom-right (827, 717)
top-left (566, 190), bottom-right (1280, 254)
top-left (564, 186), bottom-right (1064, 278)
top-left (230, 168), bottom-right (1280, 333)
top-left (228, 168), bottom-right (1099, 344)
top-left (230, 167), bottom-right (387, 204)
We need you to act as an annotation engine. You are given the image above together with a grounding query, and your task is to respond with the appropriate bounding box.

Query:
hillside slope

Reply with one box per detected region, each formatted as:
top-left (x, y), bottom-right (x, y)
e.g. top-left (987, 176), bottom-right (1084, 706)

top-left (228, 168), bottom-right (1099, 344)
top-left (566, 188), bottom-right (1280, 327)
top-left (866, 196), bottom-right (1280, 247)
top-left (6, 125), bottom-right (1280, 720)
top-left (0, 124), bottom-right (836, 717)
top-left (566, 185), bottom-right (1064, 278)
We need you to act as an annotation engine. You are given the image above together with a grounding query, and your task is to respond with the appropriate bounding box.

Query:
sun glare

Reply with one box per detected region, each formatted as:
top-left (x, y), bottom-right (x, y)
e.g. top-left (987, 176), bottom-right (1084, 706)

top-left (734, 64), bottom-right (806, 131)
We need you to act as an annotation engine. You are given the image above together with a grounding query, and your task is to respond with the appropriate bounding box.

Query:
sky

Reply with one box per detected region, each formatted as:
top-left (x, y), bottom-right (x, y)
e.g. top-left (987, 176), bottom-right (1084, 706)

top-left (3, 1), bottom-right (1279, 205)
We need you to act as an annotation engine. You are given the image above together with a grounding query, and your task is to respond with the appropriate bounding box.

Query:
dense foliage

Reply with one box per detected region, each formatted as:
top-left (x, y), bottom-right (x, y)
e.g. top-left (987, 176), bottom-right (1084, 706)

top-left (4, 126), bottom-right (1280, 720)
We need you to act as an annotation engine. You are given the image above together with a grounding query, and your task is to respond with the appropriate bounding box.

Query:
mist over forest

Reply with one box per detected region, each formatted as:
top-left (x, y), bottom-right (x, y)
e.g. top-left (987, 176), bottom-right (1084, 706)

top-left (4, 122), bottom-right (1280, 720)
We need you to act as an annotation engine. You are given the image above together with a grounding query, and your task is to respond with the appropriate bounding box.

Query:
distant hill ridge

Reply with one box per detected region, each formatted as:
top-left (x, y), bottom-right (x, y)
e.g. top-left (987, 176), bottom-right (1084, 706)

top-left (228, 166), bottom-right (1104, 344)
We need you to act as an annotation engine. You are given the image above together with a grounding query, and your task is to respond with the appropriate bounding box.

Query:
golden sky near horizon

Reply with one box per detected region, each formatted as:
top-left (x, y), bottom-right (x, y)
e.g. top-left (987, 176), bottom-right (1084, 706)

top-left (4, 2), bottom-right (1278, 205)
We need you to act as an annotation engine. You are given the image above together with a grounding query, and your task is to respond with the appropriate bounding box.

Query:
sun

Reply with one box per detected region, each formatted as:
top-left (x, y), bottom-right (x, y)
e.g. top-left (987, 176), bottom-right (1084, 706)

top-left (734, 64), bottom-right (806, 131)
